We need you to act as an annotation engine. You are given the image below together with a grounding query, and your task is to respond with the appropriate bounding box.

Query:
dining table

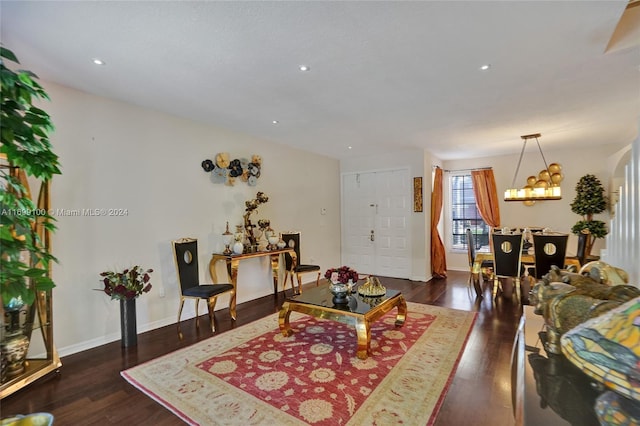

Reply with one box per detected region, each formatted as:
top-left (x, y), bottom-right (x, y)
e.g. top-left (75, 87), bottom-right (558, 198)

top-left (471, 252), bottom-right (581, 298)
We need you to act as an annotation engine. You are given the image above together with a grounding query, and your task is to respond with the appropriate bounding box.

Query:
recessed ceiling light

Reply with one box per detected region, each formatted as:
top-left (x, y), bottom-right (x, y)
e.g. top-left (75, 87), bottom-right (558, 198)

top-left (272, 120), bottom-right (279, 124)
top-left (348, 146), bottom-right (352, 150)
top-left (92, 58), bottom-right (105, 65)
top-left (480, 64), bottom-right (491, 71)
top-left (299, 65), bottom-right (310, 72)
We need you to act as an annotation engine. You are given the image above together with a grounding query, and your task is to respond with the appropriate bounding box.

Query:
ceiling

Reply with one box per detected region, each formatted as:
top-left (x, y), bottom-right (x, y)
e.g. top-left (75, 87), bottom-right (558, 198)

top-left (1, 1), bottom-right (639, 160)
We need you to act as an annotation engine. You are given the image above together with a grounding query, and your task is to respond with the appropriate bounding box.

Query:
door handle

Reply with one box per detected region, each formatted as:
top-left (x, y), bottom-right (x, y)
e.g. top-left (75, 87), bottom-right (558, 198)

top-left (370, 230), bottom-right (375, 241)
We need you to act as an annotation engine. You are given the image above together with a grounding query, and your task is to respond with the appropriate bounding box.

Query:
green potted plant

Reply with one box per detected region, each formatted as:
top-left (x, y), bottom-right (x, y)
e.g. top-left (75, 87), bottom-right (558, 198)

top-left (0, 46), bottom-right (60, 385)
top-left (570, 174), bottom-right (608, 259)
top-left (1, 46), bottom-right (60, 307)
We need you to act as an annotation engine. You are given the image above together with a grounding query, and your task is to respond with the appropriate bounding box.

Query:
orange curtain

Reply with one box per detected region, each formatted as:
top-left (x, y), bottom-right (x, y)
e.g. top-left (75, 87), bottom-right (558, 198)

top-left (471, 169), bottom-right (501, 228)
top-left (430, 167), bottom-right (447, 278)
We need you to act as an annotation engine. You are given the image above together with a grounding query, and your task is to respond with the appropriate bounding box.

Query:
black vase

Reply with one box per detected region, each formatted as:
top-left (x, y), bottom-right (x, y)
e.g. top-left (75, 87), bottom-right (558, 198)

top-left (119, 298), bottom-right (137, 347)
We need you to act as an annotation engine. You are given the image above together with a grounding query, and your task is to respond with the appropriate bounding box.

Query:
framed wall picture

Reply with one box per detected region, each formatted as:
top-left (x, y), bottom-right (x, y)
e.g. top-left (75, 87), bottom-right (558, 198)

top-left (413, 177), bottom-right (423, 212)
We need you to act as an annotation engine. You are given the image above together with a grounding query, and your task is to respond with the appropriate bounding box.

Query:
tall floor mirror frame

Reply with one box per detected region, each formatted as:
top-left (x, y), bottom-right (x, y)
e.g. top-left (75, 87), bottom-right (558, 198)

top-left (0, 161), bottom-right (61, 399)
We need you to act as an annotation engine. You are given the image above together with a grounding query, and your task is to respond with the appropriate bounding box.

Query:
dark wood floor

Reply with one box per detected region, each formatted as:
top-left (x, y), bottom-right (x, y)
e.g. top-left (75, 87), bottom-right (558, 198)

top-left (1, 271), bottom-right (522, 425)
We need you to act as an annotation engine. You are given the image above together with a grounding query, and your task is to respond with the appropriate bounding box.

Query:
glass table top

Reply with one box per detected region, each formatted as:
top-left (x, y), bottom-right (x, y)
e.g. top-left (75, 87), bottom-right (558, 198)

top-left (287, 280), bottom-right (401, 315)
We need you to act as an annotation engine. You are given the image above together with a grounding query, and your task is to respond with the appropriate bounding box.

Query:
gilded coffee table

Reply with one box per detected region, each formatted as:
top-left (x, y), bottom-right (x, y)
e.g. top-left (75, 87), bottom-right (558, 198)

top-left (278, 282), bottom-right (407, 359)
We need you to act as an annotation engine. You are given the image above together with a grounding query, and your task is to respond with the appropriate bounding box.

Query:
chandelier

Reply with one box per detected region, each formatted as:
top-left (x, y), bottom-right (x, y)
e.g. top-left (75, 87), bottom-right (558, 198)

top-left (503, 133), bottom-right (563, 203)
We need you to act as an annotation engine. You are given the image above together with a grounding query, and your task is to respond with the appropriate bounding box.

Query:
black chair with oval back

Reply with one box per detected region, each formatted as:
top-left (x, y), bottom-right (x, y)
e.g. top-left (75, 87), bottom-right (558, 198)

top-left (491, 232), bottom-right (525, 304)
top-left (466, 228), bottom-right (493, 297)
top-left (530, 233), bottom-right (569, 279)
top-left (281, 232), bottom-right (321, 294)
top-left (172, 238), bottom-right (236, 339)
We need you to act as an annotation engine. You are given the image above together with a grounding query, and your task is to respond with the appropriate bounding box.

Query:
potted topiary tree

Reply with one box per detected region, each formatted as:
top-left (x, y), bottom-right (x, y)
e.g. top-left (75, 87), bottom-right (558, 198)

top-left (570, 174), bottom-right (608, 259)
top-left (1, 46), bottom-right (61, 386)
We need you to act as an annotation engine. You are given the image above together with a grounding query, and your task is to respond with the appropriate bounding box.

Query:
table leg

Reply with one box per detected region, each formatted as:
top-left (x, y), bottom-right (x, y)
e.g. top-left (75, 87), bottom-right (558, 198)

top-left (228, 290), bottom-right (237, 320)
top-left (473, 273), bottom-right (482, 297)
top-left (395, 296), bottom-right (407, 327)
top-left (355, 317), bottom-right (371, 359)
top-left (471, 261), bottom-right (483, 298)
top-left (228, 259), bottom-right (238, 319)
top-left (270, 253), bottom-right (280, 295)
top-left (278, 302), bottom-right (294, 336)
top-left (209, 257), bottom-right (238, 320)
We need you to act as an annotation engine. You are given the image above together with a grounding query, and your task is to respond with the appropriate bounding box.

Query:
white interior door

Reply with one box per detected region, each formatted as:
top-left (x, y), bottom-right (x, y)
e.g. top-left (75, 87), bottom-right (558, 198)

top-left (342, 172), bottom-right (376, 272)
top-left (341, 169), bottom-right (411, 278)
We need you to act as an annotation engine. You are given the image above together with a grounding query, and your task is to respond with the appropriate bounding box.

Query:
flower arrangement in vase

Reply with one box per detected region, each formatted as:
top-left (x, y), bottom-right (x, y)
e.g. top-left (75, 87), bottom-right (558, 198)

top-left (99, 266), bottom-right (153, 300)
top-left (98, 265), bottom-right (153, 347)
top-left (324, 266), bottom-right (359, 284)
top-left (325, 266), bottom-right (359, 304)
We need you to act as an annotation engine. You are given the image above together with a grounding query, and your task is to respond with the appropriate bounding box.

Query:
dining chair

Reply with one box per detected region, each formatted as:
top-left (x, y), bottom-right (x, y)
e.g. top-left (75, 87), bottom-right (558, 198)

top-left (530, 233), bottom-right (569, 280)
top-left (491, 232), bottom-right (525, 304)
top-left (564, 232), bottom-right (586, 267)
top-left (575, 232), bottom-right (588, 265)
top-left (281, 232), bottom-right (321, 294)
top-left (172, 238), bottom-right (236, 339)
top-left (466, 228), bottom-right (493, 296)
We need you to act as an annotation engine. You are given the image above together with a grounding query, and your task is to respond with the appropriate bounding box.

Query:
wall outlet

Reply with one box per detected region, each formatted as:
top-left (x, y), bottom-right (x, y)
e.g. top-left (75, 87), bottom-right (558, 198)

top-left (158, 287), bottom-right (165, 297)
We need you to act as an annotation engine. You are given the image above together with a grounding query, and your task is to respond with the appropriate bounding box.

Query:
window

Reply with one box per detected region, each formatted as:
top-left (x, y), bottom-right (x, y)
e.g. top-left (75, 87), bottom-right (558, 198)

top-left (451, 174), bottom-right (490, 251)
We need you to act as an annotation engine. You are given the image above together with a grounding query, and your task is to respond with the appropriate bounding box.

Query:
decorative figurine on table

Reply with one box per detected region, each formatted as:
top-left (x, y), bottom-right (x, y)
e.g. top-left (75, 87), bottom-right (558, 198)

top-left (264, 224), bottom-right (278, 250)
top-left (256, 219), bottom-right (270, 251)
top-left (267, 233), bottom-right (279, 251)
top-left (222, 221), bottom-right (234, 255)
top-left (243, 192), bottom-right (268, 252)
top-left (358, 276), bottom-right (387, 297)
top-left (561, 297), bottom-right (640, 424)
top-left (530, 264), bottom-right (640, 354)
top-left (233, 225), bottom-right (245, 254)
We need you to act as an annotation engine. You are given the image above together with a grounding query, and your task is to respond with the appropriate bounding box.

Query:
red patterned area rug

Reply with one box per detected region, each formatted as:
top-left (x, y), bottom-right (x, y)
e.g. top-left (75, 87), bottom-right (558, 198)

top-left (121, 302), bottom-right (476, 425)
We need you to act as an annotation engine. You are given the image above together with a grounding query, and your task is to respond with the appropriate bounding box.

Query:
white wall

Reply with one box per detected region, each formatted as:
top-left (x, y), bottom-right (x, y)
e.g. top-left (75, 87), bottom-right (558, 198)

top-left (442, 144), bottom-right (626, 272)
top-left (341, 148), bottom-right (432, 282)
top-left (603, 127), bottom-right (640, 285)
top-left (41, 82), bottom-right (341, 356)
top-left (36, 80), bottom-right (635, 356)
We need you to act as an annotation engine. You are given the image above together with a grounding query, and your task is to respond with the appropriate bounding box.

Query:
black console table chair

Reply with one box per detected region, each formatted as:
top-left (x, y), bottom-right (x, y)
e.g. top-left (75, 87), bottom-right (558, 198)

top-left (172, 238), bottom-right (236, 339)
top-left (281, 232), bottom-right (321, 294)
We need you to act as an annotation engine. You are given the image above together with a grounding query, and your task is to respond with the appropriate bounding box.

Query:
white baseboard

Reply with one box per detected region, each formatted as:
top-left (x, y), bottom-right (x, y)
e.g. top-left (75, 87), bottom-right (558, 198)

top-left (57, 315), bottom-right (189, 357)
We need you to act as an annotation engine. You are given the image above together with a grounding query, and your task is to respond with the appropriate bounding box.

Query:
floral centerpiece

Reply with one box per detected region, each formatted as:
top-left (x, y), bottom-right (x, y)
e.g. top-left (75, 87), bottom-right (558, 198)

top-left (325, 266), bottom-right (359, 284)
top-left (325, 266), bottom-right (358, 304)
top-left (99, 266), bottom-right (153, 301)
